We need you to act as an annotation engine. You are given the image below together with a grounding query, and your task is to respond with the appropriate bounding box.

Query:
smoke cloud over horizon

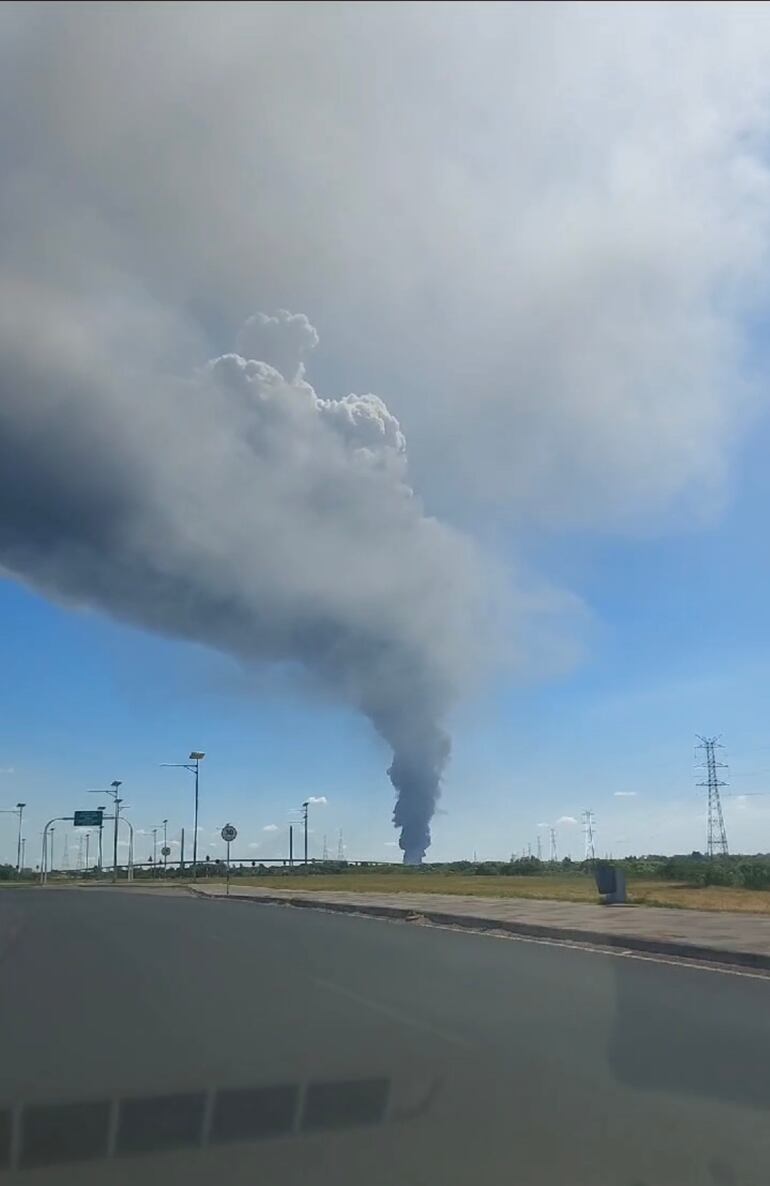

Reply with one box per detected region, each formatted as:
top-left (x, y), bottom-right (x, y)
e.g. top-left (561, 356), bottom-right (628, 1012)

top-left (3, 3), bottom-right (770, 857)
top-left (0, 304), bottom-right (483, 862)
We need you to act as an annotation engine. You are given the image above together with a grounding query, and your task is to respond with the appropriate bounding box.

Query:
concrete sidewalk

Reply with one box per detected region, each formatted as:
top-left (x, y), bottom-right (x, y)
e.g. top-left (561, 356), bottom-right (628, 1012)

top-left (188, 883), bottom-right (770, 970)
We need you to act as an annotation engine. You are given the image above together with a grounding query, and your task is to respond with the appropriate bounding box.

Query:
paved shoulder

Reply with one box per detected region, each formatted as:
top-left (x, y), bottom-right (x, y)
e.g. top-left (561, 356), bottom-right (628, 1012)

top-left (191, 883), bottom-right (770, 969)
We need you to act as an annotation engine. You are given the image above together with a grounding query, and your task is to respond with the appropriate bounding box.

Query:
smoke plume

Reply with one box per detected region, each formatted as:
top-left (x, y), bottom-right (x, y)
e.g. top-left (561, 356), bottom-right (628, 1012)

top-left (4, 2), bottom-right (763, 858)
top-left (0, 300), bottom-right (481, 862)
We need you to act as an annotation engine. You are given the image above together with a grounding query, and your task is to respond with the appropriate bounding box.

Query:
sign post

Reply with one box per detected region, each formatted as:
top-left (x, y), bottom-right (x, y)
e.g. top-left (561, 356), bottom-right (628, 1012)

top-left (221, 823), bottom-right (237, 896)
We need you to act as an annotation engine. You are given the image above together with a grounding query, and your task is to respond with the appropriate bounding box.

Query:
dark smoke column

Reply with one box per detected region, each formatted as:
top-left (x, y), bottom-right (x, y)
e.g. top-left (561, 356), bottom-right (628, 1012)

top-left (0, 301), bottom-right (479, 868)
top-left (388, 724), bottom-right (450, 864)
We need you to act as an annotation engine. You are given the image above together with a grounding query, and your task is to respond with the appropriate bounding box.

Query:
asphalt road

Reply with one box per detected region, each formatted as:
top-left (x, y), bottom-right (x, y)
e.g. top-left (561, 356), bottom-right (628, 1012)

top-left (1, 888), bottom-right (770, 1186)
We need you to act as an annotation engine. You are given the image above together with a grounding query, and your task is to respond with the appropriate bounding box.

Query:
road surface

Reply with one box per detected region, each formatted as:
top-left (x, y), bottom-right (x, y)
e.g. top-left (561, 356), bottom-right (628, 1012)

top-left (1, 887), bottom-right (769, 1185)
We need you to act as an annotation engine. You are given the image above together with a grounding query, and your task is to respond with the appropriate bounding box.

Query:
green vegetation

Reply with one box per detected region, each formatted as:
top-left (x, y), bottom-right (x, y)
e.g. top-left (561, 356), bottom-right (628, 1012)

top-left (171, 852), bottom-right (770, 914)
top-left (207, 852), bottom-right (770, 890)
top-left (11, 852), bottom-right (770, 912)
top-left (0, 865), bottom-right (38, 884)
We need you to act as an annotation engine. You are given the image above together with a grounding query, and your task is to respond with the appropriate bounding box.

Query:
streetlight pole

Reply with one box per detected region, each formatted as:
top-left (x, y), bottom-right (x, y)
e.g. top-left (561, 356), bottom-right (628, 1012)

top-left (98, 809), bottom-right (104, 872)
top-left (111, 781), bottom-right (122, 882)
top-left (20, 837), bottom-right (25, 872)
top-left (16, 803), bottom-right (25, 874)
top-left (122, 816), bottom-right (134, 880)
top-left (40, 817), bottom-right (74, 884)
top-left (0, 804), bottom-right (26, 877)
top-left (302, 800), bottom-right (309, 865)
top-left (49, 826), bottom-right (55, 873)
top-left (161, 752), bottom-right (205, 878)
top-left (90, 787), bottom-right (123, 882)
top-left (162, 819), bottom-right (168, 873)
top-left (100, 814), bottom-right (134, 880)
top-left (152, 827), bottom-right (158, 868)
top-left (85, 831), bottom-right (90, 871)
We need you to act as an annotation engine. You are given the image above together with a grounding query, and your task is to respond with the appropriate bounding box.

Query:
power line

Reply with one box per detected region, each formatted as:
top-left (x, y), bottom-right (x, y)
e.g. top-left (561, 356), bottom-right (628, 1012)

top-left (549, 827), bottom-right (557, 863)
top-left (337, 829), bottom-right (345, 861)
top-left (696, 735), bottom-right (729, 857)
top-left (582, 810), bottom-right (596, 861)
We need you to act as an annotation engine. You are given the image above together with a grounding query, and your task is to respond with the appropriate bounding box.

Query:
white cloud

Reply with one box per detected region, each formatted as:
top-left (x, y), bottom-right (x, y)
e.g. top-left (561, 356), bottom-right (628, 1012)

top-left (262, 824), bottom-right (279, 832)
top-left (537, 821), bottom-right (549, 828)
top-left (248, 842), bottom-right (260, 849)
top-left (614, 792), bottom-right (638, 798)
top-left (556, 816), bottom-right (578, 826)
top-left (306, 796), bottom-right (328, 806)
top-left (384, 841), bottom-right (399, 847)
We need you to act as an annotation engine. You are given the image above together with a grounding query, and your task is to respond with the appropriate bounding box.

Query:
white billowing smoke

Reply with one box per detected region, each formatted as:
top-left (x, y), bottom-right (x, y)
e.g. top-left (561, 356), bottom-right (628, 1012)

top-left (2, 2), bottom-right (769, 532)
top-left (0, 303), bottom-right (483, 863)
top-left (236, 311), bottom-right (319, 382)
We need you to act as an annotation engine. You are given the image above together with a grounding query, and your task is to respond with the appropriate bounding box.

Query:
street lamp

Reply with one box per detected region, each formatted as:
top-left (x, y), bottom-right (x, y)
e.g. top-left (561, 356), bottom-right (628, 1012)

top-left (15, 804), bottom-right (24, 874)
top-left (161, 752), bottom-right (205, 877)
top-left (162, 818), bottom-right (168, 873)
top-left (96, 809), bottom-right (105, 871)
top-left (0, 803), bottom-right (26, 876)
top-left (89, 782), bottom-right (122, 882)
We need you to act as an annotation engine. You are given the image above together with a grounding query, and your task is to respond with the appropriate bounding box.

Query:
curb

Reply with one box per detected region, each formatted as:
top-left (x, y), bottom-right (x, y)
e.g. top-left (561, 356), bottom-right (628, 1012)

top-left (186, 887), bottom-right (770, 973)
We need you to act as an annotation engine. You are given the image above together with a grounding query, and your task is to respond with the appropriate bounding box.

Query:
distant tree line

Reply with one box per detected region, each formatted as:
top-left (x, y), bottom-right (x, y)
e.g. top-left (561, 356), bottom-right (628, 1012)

top-left (9, 851), bottom-right (770, 890)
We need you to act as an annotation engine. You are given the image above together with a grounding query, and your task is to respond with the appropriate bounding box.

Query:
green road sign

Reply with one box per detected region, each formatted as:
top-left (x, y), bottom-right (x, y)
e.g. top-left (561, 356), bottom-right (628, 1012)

top-left (73, 810), bottom-right (103, 827)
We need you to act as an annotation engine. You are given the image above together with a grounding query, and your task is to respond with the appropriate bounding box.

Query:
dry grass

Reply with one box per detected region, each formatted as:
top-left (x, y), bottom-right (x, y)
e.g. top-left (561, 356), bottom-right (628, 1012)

top-left (232, 872), bottom-right (601, 902)
top-left (218, 871), bottom-right (770, 914)
top-left (626, 880), bottom-right (770, 914)
top-left (11, 868), bottom-right (770, 914)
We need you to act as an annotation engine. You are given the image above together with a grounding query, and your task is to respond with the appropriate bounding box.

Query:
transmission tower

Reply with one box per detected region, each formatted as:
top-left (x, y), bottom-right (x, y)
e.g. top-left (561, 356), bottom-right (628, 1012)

top-left (337, 829), bottom-right (345, 861)
top-left (536, 834), bottom-right (542, 861)
top-left (582, 810), bottom-right (596, 861)
top-left (322, 834), bottom-right (329, 861)
top-left (550, 827), bottom-right (557, 863)
top-left (62, 833), bottom-right (70, 870)
top-left (696, 735), bottom-right (729, 857)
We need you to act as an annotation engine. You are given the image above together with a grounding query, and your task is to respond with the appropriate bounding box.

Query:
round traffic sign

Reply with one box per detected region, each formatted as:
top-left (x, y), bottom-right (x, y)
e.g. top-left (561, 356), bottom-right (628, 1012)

top-left (160, 845), bottom-right (171, 857)
top-left (221, 823), bottom-right (238, 843)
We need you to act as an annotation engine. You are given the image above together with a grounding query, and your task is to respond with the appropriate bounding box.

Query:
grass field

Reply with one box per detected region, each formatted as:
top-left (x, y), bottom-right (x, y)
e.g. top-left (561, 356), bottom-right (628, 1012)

top-left (11, 869), bottom-right (770, 913)
top-left (213, 871), bottom-right (770, 914)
